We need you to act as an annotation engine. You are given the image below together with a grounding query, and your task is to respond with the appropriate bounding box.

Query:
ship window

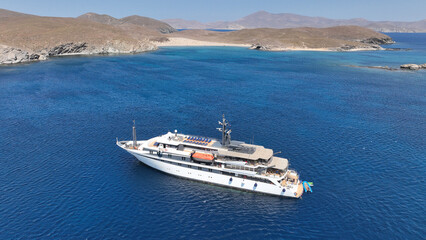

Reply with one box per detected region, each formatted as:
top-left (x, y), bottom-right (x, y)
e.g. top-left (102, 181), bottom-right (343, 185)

top-left (178, 163), bottom-right (181, 166)
top-left (188, 165), bottom-right (192, 168)
top-left (198, 167), bottom-right (202, 170)
top-left (149, 151), bottom-right (153, 154)
top-left (221, 171), bottom-right (235, 176)
top-left (208, 169), bottom-right (212, 172)
top-left (182, 157), bottom-right (186, 160)
top-left (168, 154), bottom-right (172, 158)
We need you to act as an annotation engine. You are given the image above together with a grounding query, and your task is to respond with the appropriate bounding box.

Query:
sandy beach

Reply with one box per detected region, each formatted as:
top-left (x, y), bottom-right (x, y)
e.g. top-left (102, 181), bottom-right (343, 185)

top-left (153, 37), bottom-right (250, 47)
top-left (153, 38), bottom-right (382, 52)
top-left (154, 38), bottom-right (336, 51)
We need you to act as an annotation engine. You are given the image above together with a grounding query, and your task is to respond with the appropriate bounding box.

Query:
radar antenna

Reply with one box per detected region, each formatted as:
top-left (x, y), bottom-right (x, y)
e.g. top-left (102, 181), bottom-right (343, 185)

top-left (217, 114), bottom-right (231, 146)
top-left (132, 120), bottom-right (137, 149)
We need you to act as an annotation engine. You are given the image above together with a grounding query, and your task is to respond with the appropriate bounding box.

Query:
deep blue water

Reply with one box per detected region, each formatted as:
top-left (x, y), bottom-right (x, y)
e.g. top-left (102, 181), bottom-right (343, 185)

top-left (0, 34), bottom-right (425, 239)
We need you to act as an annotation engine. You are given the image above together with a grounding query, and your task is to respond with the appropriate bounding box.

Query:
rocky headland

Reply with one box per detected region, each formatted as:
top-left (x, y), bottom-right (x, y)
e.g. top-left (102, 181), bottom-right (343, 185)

top-left (0, 9), bottom-right (161, 65)
top-left (347, 63), bottom-right (426, 71)
top-left (0, 9), bottom-right (396, 65)
top-left (164, 26), bottom-right (394, 51)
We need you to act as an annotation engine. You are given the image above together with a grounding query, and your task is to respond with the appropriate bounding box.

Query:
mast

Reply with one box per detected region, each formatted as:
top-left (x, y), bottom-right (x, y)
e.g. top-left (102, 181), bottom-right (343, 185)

top-left (132, 120), bottom-right (137, 149)
top-left (217, 114), bottom-right (231, 146)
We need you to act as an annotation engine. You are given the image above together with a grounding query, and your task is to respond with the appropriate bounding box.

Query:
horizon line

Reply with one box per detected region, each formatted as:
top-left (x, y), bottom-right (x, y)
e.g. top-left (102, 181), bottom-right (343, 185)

top-left (1, 8), bottom-right (425, 23)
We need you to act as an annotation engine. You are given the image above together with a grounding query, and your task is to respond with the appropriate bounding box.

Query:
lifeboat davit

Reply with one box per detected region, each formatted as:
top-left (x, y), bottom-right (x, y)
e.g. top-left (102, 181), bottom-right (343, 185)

top-left (191, 152), bottom-right (214, 163)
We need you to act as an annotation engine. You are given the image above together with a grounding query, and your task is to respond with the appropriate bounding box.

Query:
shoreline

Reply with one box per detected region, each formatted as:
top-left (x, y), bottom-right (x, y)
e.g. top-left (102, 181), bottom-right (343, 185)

top-left (0, 38), bottom-right (393, 66)
top-left (153, 37), bottom-right (251, 47)
top-left (154, 37), bottom-right (386, 52)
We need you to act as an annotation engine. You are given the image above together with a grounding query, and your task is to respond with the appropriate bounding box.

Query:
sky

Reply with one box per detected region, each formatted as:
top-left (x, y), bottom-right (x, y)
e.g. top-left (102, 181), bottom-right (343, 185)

top-left (1, 0), bottom-right (425, 22)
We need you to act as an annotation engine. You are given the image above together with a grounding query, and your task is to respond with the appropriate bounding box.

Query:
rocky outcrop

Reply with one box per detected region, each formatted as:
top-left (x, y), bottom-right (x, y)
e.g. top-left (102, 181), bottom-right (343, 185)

top-left (250, 44), bottom-right (273, 51)
top-left (47, 41), bottom-right (158, 56)
top-left (0, 45), bottom-right (47, 64)
top-left (88, 40), bottom-right (158, 54)
top-left (359, 37), bottom-right (395, 45)
top-left (0, 41), bottom-right (157, 65)
top-left (348, 63), bottom-right (426, 71)
top-left (48, 42), bottom-right (88, 56)
top-left (400, 64), bottom-right (426, 70)
top-left (338, 44), bottom-right (383, 51)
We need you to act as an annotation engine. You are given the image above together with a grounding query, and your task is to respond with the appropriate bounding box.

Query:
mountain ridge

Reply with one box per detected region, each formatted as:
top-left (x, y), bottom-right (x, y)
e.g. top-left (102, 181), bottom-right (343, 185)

top-left (77, 12), bottom-right (177, 33)
top-left (163, 10), bottom-right (426, 32)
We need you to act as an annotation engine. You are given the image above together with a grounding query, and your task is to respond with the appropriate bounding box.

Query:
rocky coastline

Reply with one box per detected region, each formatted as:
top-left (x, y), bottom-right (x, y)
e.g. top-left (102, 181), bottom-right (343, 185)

top-left (0, 9), bottom-right (399, 66)
top-left (347, 63), bottom-right (426, 71)
top-left (0, 41), bottom-right (157, 65)
top-left (1, 37), bottom-right (395, 66)
top-left (249, 44), bottom-right (387, 52)
top-left (400, 63), bottom-right (426, 70)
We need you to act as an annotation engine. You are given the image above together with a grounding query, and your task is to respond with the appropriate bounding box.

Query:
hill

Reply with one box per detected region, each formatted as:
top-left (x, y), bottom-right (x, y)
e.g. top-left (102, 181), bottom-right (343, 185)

top-left (0, 9), bottom-right (158, 64)
top-left (163, 11), bottom-right (426, 32)
top-left (119, 15), bottom-right (176, 33)
top-left (0, 8), bottom-right (34, 18)
top-left (168, 26), bottom-right (393, 51)
top-left (77, 13), bottom-right (177, 34)
top-left (76, 12), bottom-right (121, 25)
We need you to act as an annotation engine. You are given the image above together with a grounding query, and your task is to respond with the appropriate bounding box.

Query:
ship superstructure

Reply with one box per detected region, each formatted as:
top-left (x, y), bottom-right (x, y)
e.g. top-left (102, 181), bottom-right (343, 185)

top-left (117, 115), bottom-right (311, 198)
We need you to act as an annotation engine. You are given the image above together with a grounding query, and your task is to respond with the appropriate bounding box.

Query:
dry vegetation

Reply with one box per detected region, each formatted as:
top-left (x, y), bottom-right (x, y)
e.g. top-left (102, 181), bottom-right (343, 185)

top-left (0, 10), bottom-right (162, 51)
top-left (171, 26), bottom-right (394, 49)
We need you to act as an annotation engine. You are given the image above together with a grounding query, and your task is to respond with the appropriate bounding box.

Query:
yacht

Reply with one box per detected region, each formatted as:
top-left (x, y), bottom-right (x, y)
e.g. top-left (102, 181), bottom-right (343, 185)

top-left (117, 115), bottom-right (312, 198)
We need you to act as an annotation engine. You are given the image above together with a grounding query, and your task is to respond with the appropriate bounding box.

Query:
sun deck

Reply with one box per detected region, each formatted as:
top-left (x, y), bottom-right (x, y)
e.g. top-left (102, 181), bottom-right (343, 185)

top-left (152, 132), bottom-right (275, 161)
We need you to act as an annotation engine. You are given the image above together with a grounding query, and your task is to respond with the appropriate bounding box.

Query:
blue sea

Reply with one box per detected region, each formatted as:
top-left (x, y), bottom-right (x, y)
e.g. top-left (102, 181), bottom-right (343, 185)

top-left (0, 33), bottom-right (425, 239)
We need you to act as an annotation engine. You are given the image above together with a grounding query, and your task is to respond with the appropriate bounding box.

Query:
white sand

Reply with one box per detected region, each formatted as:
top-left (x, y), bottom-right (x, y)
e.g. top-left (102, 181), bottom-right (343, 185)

top-left (153, 37), bottom-right (382, 52)
top-left (153, 37), bottom-right (250, 47)
top-left (267, 47), bottom-right (334, 52)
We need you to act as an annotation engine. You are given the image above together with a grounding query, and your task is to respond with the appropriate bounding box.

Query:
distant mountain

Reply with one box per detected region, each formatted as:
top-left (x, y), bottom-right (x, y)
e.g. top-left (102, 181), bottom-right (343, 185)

top-left (163, 11), bottom-right (426, 32)
top-left (78, 13), bottom-right (177, 34)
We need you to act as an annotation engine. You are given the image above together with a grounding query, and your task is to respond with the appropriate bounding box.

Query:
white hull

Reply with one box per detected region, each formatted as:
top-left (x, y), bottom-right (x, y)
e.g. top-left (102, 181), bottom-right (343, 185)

top-left (125, 148), bottom-right (302, 198)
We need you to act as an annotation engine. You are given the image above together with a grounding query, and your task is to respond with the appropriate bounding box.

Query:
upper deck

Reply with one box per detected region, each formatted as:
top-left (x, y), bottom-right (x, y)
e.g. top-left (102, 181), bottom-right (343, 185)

top-left (152, 132), bottom-right (274, 161)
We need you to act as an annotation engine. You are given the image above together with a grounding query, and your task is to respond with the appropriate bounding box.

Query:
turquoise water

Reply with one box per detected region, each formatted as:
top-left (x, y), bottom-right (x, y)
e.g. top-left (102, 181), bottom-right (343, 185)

top-left (0, 33), bottom-right (425, 239)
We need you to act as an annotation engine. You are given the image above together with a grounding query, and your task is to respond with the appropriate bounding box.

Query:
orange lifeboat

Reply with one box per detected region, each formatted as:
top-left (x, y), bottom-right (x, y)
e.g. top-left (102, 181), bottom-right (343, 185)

top-left (191, 152), bottom-right (214, 163)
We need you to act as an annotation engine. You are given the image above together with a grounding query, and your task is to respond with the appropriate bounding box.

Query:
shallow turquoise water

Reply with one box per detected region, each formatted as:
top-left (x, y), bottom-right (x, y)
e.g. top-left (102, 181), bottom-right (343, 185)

top-left (0, 33), bottom-right (425, 239)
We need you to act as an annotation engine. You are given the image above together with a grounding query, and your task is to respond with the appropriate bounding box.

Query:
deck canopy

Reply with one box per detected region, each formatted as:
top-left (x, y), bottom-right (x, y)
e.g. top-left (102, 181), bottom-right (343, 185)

top-left (267, 157), bottom-right (289, 171)
top-left (217, 143), bottom-right (273, 161)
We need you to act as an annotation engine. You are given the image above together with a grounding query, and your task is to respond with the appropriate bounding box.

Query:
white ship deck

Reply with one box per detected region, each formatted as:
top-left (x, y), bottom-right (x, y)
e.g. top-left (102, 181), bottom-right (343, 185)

top-left (117, 116), bottom-right (307, 198)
